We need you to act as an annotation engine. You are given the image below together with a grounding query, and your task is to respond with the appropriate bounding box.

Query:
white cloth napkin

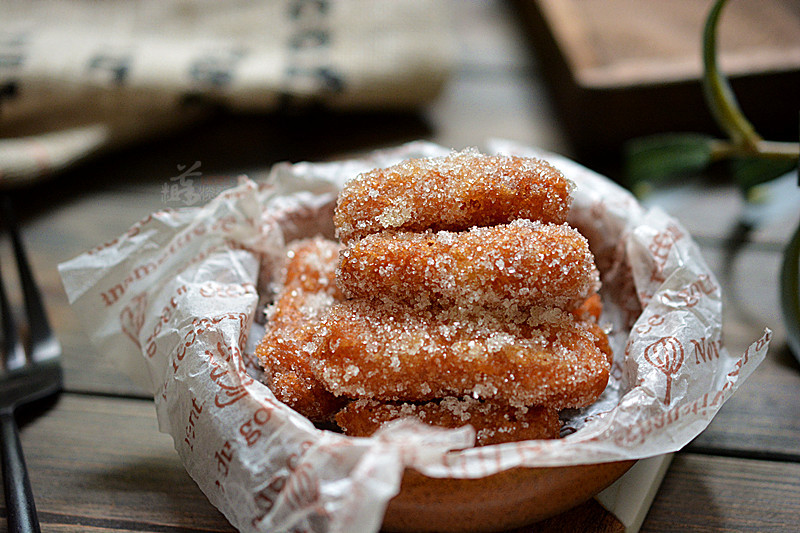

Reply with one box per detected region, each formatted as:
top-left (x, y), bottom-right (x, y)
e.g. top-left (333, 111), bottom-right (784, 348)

top-left (0, 0), bottom-right (454, 185)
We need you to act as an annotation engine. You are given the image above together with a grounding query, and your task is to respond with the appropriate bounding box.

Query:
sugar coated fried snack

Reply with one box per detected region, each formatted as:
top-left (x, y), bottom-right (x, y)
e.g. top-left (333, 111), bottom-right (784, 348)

top-left (573, 292), bottom-right (603, 322)
top-left (333, 149), bottom-right (574, 243)
top-left (258, 289), bottom-right (347, 421)
top-left (280, 236), bottom-right (343, 297)
top-left (308, 300), bottom-right (611, 410)
top-left (256, 238), bottom-right (347, 422)
top-left (335, 397), bottom-right (561, 446)
top-left (258, 151), bottom-right (612, 444)
top-left (337, 219), bottom-right (599, 311)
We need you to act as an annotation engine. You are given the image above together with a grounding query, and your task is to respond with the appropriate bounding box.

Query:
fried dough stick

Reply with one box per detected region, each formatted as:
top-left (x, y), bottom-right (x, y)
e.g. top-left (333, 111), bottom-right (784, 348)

top-left (280, 236), bottom-right (344, 297)
top-left (335, 397), bottom-right (561, 446)
top-left (573, 292), bottom-right (603, 322)
top-left (334, 150), bottom-right (574, 244)
top-left (256, 237), bottom-right (346, 422)
top-left (337, 219), bottom-right (599, 311)
top-left (309, 300), bottom-right (612, 410)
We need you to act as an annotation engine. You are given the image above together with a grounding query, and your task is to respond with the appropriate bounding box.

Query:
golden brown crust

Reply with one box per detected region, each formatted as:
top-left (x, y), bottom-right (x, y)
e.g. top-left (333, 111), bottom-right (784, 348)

top-left (337, 219), bottom-right (599, 311)
top-left (572, 292), bottom-right (603, 322)
top-left (308, 300), bottom-right (611, 410)
top-left (335, 398), bottom-right (561, 446)
top-left (281, 236), bottom-right (343, 297)
top-left (333, 150), bottom-right (574, 244)
top-left (256, 238), bottom-right (347, 422)
top-left (258, 152), bottom-right (612, 443)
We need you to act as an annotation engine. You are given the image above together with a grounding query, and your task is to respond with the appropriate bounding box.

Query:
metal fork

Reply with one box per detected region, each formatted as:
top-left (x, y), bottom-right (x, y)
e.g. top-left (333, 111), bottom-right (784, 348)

top-left (0, 194), bottom-right (62, 533)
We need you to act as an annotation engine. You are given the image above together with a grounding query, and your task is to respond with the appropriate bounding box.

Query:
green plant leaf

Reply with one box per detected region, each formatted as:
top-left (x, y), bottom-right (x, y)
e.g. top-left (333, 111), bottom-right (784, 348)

top-left (621, 0), bottom-right (798, 200)
top-left (623, 133), bottom-right (716, 193)
top-left (781, 220), bottom-right (800, 359)
top-left (730, 156), bottom-right (798, 195)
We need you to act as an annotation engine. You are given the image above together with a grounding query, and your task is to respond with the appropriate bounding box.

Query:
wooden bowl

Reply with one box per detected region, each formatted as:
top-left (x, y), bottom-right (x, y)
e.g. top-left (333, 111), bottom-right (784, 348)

top-left (382, 459), bottom-right (636, 533)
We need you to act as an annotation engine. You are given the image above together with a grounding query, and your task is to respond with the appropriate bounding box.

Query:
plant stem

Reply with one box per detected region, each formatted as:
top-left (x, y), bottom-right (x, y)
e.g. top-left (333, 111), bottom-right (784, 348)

top-left (709, 139), bottom-right (800, 161)
top-left (702, 0), bottom-right (762, 149)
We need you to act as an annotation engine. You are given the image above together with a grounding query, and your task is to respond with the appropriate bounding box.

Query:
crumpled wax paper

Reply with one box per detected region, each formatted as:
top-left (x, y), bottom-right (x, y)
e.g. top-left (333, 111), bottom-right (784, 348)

top-left (59, 139), bottom-right (771, 533)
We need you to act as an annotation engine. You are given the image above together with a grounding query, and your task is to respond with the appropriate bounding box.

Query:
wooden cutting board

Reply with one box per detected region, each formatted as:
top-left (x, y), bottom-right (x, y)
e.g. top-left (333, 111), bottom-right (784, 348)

top-left (515, 0), bottom-right (800, 163)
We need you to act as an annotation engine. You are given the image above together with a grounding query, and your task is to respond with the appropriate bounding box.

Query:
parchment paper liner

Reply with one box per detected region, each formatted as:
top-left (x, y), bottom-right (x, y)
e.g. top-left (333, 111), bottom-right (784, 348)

top-left (59, 139), bottom-right (771, 533)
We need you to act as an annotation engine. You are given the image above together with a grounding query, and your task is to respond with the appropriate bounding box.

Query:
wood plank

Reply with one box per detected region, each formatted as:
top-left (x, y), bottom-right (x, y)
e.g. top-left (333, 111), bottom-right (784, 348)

top-left (510, 499), bottom-right (625, 533)
top-left (513, 0), bottom-right (800, 161)
top-left (642, 453), bottom-right (800, 532)
top-left (3, 394), bottom-right (624, 533)
top-left (9, 395), bottom-right (800, 532)
top-left (531, 0), bottom-right (800, 85)
top-left (425, 68), bottom-right (571, 154)
top-left (688, 341), bottom-right (800, 460)
top-left (5, 394), bottom-right (235, 532)
top-left (635, 183), bottom-right (800, 458)
top-left (642, 181), bottom-right (800, 247)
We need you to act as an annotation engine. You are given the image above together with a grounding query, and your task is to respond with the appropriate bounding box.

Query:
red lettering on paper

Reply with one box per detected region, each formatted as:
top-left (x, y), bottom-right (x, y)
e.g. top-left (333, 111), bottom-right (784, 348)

top-left (752, 330), bottom-right (771, 355)
top-left (662, 273), bottom-right (717, 308)
top-left (251, 484), bottom-right (279, 525)
top-left (173, 312), bottom-right (250, 372)
top-left (635, 314), bottom-right (665, 335)
top-left (615, 333), bottom-right (770, 448)
top-left (691, 336), bottom-right (721, 365)
top-left (199, 281), bottom-right (257, 299)
top-left (86, 236), bottom-right (119, 256)
top-left (101, 261), bottom-right (157, 307)
top-left (239, 401), bottom-right (276, 446)
top-left (99, 213), bottom-right (244, 307)
top-left (625, 314), bottom-right (665, 357)
top-left (284, 464), bottom-right (319, 512)
top-left (648, 224), bottom-right (684, 284)
top-left (643, 336), bottom-right (685, 405)
top-left (613, 404), bottom-right (683, 447)
top-left (215, 441), bottom-right (233, 477)
top-left (184, 397), bottom-right (204, 452)
top-left (144, 284), bottom-right (189, 358)
top-left (208, 359), bottom-right (247, 408)
top-left (251, 440), bottom-right (315, 527)
top-left (86, 211), bottom-right (169, 256)
top-left (207, 337), bottom-right (255, 409)
top-left (120, 291), bottom-right (148, 348)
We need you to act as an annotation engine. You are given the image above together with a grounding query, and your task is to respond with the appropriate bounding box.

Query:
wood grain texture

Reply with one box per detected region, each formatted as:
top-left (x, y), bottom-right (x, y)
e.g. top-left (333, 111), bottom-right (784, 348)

top-left (531, 0), bottom-right (800, 84)
top-left (688, 342), bottom-right (800, 460)
top-left (1, 0), bottom-right (796, 531)
top-left (512, 499), bottom-right (625, 533)
top-left (4, 394), bottom-right (235, 533)
top-left (513, 0), bottom-right (800, 160)
top-left (642, 453), bottom-right (800, 532)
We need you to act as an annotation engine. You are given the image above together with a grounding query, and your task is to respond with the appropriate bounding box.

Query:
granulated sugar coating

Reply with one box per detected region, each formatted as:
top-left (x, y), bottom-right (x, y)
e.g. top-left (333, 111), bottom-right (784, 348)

top-left (257, 151), bottom-right (614, 443)
top-left (281, 236), bottom-right (344, 298)
top-left (256, 238), bottom-right (347, 422)
top-left (335, 397), bottom-right (561, 446)
top-left (307, 300), bottom-right (611, 410)
top-left (336, 219), bottom-right (599, 311)
top-left (333, 149), bottom-right (574, 243)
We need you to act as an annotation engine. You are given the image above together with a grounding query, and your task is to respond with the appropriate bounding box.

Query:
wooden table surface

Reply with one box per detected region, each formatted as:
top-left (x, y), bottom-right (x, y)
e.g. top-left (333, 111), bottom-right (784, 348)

top-left (3, 2), bottom-right (799, 531)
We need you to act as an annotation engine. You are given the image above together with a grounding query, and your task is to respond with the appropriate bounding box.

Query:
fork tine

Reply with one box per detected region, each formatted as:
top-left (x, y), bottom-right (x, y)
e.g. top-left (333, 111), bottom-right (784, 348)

top-left (0, 195), bottom-right (60, 364)
top-left (0, 193), bottom-right (58, 533)
top-left (0, 254), bottom-right (26, 372)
